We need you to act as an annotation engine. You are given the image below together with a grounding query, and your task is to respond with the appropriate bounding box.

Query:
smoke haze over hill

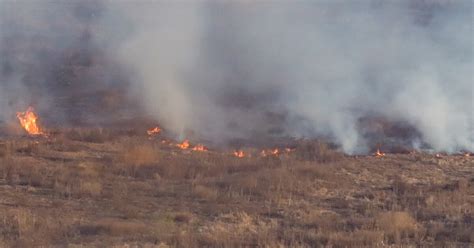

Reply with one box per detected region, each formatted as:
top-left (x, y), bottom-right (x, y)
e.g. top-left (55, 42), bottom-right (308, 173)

top-left (0, 0), bottom-right (472, 153)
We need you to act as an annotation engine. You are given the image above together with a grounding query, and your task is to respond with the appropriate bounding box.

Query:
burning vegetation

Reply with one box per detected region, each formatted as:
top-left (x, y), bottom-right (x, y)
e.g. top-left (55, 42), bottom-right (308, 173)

top-left (0, 105), bottom-right (472, 247)
top-left (374, 148), bottom-right (386, 157)
top-left (176, 140), bottom-right (190, 150)
top-left (16, 107), bottom-right (44, 136)
top-left (146, 126), bottom-right (161, 136)
top-left (191, 144), bottom-right (208, 152)
top-left (10, 110), bottom-right (472, 158)
top-left (0, 122), bottom-right (472, 247)
top-left (233, 150), bottom-right (246, 158)
top-left (0, 1), bottom-right (472, 247)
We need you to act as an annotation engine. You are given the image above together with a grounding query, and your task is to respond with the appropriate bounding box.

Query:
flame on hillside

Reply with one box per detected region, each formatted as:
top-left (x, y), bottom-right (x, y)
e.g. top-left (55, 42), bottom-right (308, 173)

top-left (261, 147), bottom-right (295, 157)
top-left (176, 140), bottom-right (190, 149)
top-left (147, 126), bottom-right (161, 136)
top-left (261, 148), bottom-right (280, 157)
top-left (233, 150), bottom-right (245, 158)
top-left (16, 107), bottom-right (44, 136)
top-left (192, 144), bottom-right (208, 152)
top-left (374, 148), bottom-right (385, 157)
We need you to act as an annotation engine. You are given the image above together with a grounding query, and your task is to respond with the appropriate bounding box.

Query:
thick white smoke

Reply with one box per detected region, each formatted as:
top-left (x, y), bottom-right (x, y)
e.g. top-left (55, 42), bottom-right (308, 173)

top-left (1, 1), bottom-right (472, 153)
top-left (106, 1), bottom-right (472, 153)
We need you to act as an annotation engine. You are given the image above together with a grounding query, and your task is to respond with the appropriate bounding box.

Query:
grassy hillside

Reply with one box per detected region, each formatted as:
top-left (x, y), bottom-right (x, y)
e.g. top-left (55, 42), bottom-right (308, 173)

top-left (0, 129), bottom-right (472, 247)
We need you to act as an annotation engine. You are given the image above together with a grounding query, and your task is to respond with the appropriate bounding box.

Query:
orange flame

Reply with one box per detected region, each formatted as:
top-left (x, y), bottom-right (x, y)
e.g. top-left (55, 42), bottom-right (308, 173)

top-left (374, 148), bottom-right (385, 157)
top-left (271, 148), bottom-right (280, 155)
top-left (233, 150), bottom-right (245, 158)
top-left (261, 148), bottom-right (295, 157)
top-left (192, 144), bottom-right (208, 152)
top-left (176, 140), bottom-right (190, 149)
top-left (261, 148), bottom-right (281, 157)
top-left (16, 107), bottom-right (44, 135)
top-left (147, 126), bottom-right (161, 136)
top-left (435, 153), bottom-right (442, 158)
top-left (465, 153), bottom-right (470, 157)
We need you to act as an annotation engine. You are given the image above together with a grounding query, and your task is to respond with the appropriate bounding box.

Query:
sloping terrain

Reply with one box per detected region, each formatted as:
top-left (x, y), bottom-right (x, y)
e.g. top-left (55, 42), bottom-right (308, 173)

top-left (0, 130), bottom-right (472, 247)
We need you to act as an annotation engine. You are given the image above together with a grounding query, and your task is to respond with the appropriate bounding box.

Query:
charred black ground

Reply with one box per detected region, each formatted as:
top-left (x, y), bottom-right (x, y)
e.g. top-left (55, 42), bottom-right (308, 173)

top-left (1, 1), bottom-right (472, 154)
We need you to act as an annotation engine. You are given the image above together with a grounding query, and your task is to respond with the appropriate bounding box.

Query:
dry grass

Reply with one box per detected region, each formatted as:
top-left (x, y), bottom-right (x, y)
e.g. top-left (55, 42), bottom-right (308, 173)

top-left (0, 128), bottom-right (472, 246)
top-left (66, 128), bottom-right (114, 143)
top-left (377, 211), bottom-right (419, 244)
top-left (115, 143), bottom-right (161, 178)
top-left (121, 145), bottom-right (159, 166)
top-left (193, 185), bottom-right (219, 200)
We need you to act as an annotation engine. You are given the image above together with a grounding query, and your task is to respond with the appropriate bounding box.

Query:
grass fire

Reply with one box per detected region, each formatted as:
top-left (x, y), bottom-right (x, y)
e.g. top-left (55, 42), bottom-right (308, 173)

top-left (0, 1), bottom-right (472, 247)
top-left (16, 107), bottom-right (44, 136)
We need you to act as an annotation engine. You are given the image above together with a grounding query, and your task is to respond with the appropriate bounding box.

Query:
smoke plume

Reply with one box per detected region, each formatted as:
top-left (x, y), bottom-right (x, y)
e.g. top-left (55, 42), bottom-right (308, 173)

top-left (1, 1), bottom-right (472, 153)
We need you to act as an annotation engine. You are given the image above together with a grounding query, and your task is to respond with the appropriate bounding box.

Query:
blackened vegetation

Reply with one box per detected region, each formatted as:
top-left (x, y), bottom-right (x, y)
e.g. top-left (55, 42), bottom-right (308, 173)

top-left (358, 116), bottom-right (424, 153)
top-left (0, 1), bottom-right (138, 126)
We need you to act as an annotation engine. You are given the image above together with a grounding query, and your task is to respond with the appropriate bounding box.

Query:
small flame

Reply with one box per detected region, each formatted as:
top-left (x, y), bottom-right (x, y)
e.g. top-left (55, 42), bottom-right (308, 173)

top-left (192, 144), bottom-right (208, 152)
top-left (16, 107), bottom-right (44, 135)
top-left (147, 126), bottom-right (161, 136)
top-left (374, 148), bottom-right (385, 157)
top-left (176, 140), bottom-right (190, 149)
top-left (261, 148), bottom-right (295, 157)
top-left (161, 139), bottom-right (173, 145)
top-left (464, 153), bottom-right (470, 157)
top-left (261, 148), bottom-right (282, 157)
top-left (435, 153), bottom-right (442, 158)
top-left (233, 150), bottom-right (245, 158)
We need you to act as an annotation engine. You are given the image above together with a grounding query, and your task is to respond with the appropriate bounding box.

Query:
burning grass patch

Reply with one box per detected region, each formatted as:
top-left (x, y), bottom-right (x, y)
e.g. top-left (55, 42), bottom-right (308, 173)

top-left (0, 130), bottom-right (471, 246)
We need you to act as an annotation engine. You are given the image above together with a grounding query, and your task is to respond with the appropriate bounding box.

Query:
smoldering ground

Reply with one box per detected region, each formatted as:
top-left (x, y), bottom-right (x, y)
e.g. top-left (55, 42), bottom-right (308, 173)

top-left (0, 1), bottom-right (137, 126)
top-left (0, 1), bottom-right (472, 153)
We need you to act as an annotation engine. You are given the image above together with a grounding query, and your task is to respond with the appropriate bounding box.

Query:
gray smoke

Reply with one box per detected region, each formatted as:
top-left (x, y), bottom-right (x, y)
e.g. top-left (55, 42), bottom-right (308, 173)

top-left (1, 1), bottom-right (472, 153)
top-left (0, 1), bottom-right (134, 125)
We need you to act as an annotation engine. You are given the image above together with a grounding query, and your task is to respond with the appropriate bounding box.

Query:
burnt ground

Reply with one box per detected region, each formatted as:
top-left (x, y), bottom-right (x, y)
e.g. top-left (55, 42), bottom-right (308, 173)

top-left (0, 128), bottom-right (472, 247)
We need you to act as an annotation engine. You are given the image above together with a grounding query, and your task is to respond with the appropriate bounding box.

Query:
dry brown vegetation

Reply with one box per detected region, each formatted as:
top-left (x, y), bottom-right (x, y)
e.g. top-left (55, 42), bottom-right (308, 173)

top-left (0, 130), bottom-right (472, 247)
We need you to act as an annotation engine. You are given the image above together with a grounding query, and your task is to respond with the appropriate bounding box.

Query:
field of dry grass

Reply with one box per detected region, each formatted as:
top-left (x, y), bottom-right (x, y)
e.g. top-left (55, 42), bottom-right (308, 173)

top-left (0, 128), bottom-right (472, 247)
